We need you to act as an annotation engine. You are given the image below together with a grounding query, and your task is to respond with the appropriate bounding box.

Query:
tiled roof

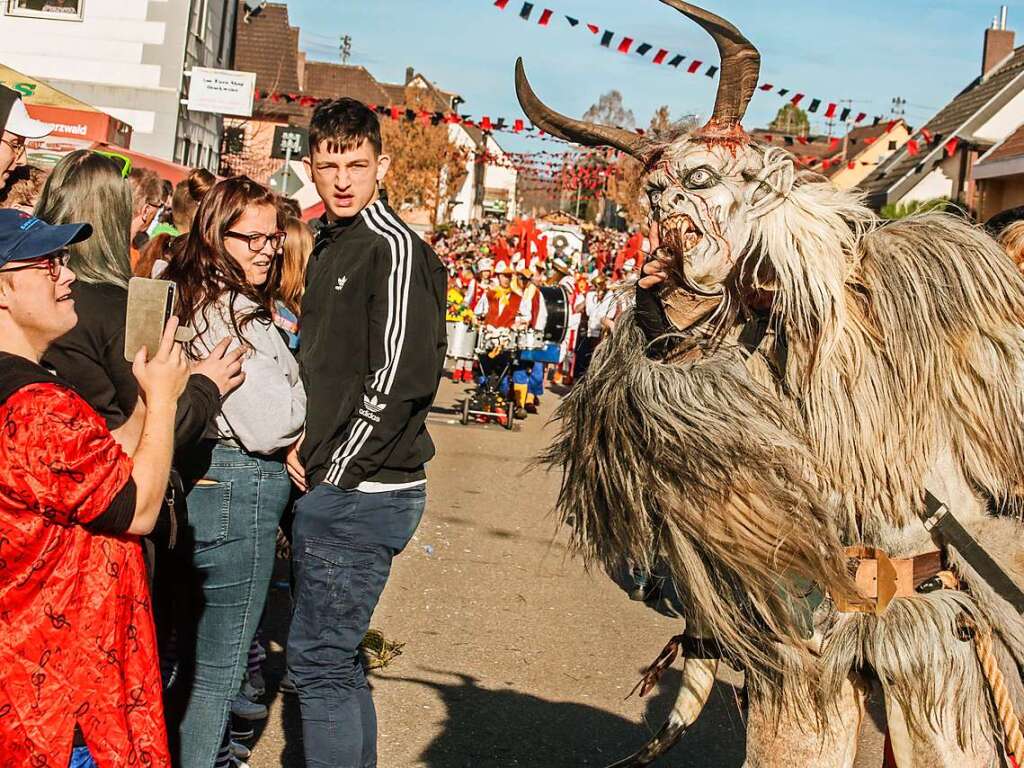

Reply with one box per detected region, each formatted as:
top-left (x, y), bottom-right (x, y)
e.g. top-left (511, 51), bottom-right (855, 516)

top-left (750, 130), bottom-right (841, 168)
top-left (304, 63), bottom-right (389, 104)
top-left (861, 46), bottom-right (1024, 203)
top-left (233, 2), bottom-right (301, 94)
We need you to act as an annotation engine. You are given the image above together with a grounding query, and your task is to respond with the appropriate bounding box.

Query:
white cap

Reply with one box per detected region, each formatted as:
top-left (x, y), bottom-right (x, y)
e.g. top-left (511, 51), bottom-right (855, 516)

top-left (476, 257), bottom-right (494, 273)
top-left (3, 94), bottom-right (52, 139)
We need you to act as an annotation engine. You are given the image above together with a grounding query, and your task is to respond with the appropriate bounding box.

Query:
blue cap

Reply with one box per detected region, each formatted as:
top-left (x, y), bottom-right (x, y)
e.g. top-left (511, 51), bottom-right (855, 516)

top-left (0, 209), bottom-right (92, 269)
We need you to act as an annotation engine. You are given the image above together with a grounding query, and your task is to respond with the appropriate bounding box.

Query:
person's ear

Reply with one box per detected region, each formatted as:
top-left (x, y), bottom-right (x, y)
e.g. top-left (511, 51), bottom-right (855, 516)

top-left (0, 276), bottom-right (13, 310)
top-left (376, 153), bottom-right (391, 183)
top-left (302, 156), bottom-right (314, 180)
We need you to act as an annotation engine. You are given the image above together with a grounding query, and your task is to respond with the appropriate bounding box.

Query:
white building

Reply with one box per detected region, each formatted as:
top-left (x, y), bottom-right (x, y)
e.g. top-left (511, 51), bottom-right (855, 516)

top-left (0, 0), bottom-right (238, 165)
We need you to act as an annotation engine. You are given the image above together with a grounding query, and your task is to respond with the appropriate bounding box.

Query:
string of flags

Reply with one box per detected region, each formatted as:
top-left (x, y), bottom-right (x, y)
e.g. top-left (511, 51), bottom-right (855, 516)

top-left (253, 90), bottom-right (964, 176)
top-left (491, 0), bottom-right (896, 127)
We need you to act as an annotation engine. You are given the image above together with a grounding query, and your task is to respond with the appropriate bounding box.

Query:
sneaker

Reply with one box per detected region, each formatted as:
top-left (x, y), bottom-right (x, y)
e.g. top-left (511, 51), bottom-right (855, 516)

top-left (231, 693), bottom-right (268, 721)
top-left (229, 741), bottom-right (252, 760)
top-left (241, 676), bottom-right (264, 701)
top-left (229, 757), bottom-right (251, 768)
top-left (230, 722), bottom-right (255, 741)
top-left (279, 672), bottom-right (298, 695)
top-left (525, 401), bottom-right (538, 414)
top-left (514, 407), bottom-right (528, 420)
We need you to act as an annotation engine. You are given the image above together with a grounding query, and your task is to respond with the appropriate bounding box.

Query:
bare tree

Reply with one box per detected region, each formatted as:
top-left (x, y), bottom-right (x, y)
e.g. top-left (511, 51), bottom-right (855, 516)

top-left (582, 90), bottom-right (636, 130)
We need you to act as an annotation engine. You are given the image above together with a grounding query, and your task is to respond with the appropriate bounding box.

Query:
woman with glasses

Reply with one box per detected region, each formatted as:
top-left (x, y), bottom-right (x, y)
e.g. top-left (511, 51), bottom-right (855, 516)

top-left (161, 176), bottom-right (306, 768)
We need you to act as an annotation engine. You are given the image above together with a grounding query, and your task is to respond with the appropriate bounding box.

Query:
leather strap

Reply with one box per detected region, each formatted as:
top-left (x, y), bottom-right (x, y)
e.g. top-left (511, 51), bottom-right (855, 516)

top-left (834, 546), bottom-right (945, 615)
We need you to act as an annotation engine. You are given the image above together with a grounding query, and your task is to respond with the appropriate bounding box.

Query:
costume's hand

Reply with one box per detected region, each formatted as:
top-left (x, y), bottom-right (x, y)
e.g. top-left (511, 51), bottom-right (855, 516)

top-left (192, 337), bottom-right (246, 396)
top-left (286, 432), bottom-right (307, 492)
top-left (638, 221), bottom-right (668, 290)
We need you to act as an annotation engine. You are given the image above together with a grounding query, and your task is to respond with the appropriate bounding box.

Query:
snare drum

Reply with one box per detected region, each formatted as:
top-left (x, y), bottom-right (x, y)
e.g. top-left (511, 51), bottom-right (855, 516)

top-left (516, 328), bottom-right (543, 350)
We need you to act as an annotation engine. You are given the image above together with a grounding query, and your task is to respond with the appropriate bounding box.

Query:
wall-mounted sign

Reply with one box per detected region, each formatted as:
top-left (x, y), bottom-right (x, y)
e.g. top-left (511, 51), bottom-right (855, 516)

top-left (4, 0), bottom-right (84, 21)
top-left (186, 67), bottom-right (256, 117)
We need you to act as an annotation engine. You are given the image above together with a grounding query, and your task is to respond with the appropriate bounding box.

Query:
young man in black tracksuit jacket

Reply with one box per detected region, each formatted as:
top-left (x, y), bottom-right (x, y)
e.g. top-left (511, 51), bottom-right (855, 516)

top-left (286, 98), bottom-right (447, 768)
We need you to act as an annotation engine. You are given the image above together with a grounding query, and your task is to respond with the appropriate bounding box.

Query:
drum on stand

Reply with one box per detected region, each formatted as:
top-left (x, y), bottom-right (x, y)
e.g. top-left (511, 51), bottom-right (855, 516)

top-left (447, 322), bottom-right (479, 360)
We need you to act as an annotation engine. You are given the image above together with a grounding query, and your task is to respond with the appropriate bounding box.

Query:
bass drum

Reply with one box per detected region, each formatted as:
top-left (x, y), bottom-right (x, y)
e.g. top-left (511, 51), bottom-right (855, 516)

top-left (539, 286), bottom-right (569, 346)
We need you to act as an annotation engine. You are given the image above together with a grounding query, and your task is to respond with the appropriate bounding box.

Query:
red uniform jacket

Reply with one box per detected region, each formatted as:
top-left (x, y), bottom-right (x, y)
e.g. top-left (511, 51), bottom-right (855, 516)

top-left (484, 288), bottom-right (522, 328)
top-left (0, 361), bottom-right (169, 767)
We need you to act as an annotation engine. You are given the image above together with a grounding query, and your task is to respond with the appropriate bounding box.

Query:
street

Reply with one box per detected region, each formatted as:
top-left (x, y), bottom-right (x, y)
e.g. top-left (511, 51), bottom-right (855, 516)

top-left (249, 378), bottom-right (885, 767)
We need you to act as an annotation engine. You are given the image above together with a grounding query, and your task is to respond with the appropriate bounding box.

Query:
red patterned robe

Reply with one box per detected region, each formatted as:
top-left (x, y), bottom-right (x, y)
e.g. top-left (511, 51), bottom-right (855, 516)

top-left (0, 372), bottom-right (169, 766)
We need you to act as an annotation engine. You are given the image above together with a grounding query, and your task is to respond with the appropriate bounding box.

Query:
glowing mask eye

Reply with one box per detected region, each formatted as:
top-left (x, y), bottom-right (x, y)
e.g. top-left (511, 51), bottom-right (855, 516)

top-left (648, 190), bottom-right (663, 206)
top-left (685, 168), bottom-right (716, 189)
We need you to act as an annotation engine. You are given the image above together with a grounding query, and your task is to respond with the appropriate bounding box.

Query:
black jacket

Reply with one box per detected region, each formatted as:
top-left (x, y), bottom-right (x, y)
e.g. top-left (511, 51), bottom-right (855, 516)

top-left (299, 199), bottom-right (447, 489)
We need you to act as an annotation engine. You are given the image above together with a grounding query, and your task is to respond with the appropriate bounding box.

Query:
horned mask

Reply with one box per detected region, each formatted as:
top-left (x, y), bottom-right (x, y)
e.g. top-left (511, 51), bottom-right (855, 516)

top-left (516, 0), bottom-right (794, 298)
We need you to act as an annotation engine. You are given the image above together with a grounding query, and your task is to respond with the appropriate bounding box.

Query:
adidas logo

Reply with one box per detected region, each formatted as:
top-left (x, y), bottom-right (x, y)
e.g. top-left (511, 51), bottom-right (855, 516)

top-left (359, 394), bottom-right (385, 423)
top-left (335, 276), bottom-right (348, 292)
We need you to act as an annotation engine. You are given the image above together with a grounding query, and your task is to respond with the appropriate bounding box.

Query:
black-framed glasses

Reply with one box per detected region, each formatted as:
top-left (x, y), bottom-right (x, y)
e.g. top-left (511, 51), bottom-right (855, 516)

top-left (0, 251), bottom-right (70, 281)
top-left (225, 230), bottom-right (287, 253)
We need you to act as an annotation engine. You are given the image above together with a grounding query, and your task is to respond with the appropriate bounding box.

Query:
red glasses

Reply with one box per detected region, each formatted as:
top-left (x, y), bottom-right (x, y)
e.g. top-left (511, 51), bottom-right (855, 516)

top-left (0, 251), bottom-right (70, 281)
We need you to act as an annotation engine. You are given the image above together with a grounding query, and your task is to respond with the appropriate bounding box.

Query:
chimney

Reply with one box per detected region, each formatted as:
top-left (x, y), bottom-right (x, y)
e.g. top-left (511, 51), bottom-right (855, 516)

top-left (405, 67), bottom-right (415, 85)
top-left (983, 6), bottom-right (1015, 78)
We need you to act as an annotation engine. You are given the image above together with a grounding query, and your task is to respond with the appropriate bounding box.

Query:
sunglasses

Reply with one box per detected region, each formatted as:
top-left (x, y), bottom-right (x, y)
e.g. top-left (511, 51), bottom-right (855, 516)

top-left (225, 230), bottom-right (287, 253)
top-left (0, 251), bottom-right (70, 281)
top-left (92, 150), bottom-right (133, 179)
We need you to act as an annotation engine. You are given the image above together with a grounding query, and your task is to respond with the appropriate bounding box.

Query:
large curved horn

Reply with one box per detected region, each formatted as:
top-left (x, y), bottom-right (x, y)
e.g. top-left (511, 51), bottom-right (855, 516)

top-left (659, 0), bottom-right (760, 129)
top-left (605, 658), bottom-right (719, 768)
top-left (514, 58), bottom-right (648, 161)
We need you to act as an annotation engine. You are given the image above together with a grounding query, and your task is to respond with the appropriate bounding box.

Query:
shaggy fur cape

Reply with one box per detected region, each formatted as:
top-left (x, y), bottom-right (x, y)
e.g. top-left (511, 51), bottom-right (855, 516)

top-left (544, 194), bottom-right (1024, 737)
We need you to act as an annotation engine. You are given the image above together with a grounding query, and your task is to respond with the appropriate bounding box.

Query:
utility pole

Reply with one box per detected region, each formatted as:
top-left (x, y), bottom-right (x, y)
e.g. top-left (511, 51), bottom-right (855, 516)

top-left (340, 35), bottom-right (352, 64)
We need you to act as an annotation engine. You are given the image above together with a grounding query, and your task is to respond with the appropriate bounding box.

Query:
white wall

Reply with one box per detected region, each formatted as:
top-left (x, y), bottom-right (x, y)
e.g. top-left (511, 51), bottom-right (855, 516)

top-left (973, 87), bottom-right (1024, 143)
top-left (900, 155), bottom-right (958, 203)
top-left (0, 0), bottom-right (192, 159)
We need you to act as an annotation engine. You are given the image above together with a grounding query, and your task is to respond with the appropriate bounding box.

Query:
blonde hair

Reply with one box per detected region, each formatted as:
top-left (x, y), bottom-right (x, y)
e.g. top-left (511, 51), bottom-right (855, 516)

top-left (278, 215), bottom-right (314, 315)
top-left (998, 220), bottom-right (1024, 270)
top-left (34, 150), bottom-right (132, 288)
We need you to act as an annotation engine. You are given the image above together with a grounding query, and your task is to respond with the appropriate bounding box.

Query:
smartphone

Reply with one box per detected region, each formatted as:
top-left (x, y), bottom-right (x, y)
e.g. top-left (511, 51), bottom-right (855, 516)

top-left (124, 277), bottom-right (177, 362)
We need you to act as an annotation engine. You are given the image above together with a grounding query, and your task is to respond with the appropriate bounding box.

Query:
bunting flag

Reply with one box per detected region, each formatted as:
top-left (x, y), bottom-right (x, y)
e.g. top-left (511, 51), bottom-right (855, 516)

top-left (489, 0), bottom-right (895, 128)
top-left (945, 137), bottom-right (959, 157)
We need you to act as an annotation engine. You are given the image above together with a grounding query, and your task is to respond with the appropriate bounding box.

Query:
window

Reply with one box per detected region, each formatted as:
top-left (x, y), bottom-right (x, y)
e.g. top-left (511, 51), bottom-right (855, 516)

top-left (5, 0), bottom-right (84, 20)
top-left (191, 0), bottom-right (208, 41)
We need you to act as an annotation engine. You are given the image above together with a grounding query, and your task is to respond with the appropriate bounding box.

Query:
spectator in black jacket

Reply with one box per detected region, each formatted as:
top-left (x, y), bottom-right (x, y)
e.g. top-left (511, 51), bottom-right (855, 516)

top-left (287, 98), bottom-right (446, 768)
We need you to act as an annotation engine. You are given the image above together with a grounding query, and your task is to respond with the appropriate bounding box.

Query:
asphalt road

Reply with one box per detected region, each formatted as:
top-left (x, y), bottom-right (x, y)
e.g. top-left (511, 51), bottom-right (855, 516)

top-left (246, 377), bottom-right (885, 767)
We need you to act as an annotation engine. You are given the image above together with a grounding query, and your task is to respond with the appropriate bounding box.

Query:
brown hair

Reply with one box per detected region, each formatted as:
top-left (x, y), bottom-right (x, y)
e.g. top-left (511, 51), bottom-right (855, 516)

top-left (126, 167), bottom-right (163, 217)
top-left (278, 215), bottom-right (314, 315)
top-left (133, 231), bottom-right (185, 278)
top-left (309, 97), bottom-right (382, 156)
top-left (999, 220), bottom-right (1024, 271)
top-left (0, 164), bottom-right (49, 210)
top-left (162, 176), bottom-right (283, 348)
top-left (169, 168), bottom-right (215, 232)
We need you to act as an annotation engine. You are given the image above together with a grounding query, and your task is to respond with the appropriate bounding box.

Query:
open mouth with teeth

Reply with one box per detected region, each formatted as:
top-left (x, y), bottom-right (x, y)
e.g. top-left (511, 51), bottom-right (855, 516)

top-left (660, 214), bottom-right (704, 257)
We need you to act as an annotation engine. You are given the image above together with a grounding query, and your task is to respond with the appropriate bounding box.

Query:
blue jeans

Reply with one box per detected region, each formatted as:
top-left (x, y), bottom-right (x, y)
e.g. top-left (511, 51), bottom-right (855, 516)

top-left (68, 746), bottom-right (97, 768)
top-left (288, 483), bottom-right (426, 768)
top-left (177, 444), bottom-right (291, 768)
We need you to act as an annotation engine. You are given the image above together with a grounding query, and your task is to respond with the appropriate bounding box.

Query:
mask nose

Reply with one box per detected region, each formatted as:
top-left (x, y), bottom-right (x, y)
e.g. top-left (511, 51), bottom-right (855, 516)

top-left (661, 187), bottom-right (689, 216)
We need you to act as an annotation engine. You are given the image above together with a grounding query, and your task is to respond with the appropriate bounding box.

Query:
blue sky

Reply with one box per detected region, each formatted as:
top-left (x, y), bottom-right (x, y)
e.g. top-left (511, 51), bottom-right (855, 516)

top-left (281, 1), bottom-right (1013, 154)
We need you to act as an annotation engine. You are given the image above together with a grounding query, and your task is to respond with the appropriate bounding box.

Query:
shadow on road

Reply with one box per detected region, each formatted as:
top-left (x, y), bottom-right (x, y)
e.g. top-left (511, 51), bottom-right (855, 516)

top-left (400, 668), bottom-right (747, 768)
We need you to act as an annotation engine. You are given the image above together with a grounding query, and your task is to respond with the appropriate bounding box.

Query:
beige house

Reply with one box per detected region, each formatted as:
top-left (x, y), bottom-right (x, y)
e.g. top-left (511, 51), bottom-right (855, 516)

top-left (828, 121), bottom-right (910, 190)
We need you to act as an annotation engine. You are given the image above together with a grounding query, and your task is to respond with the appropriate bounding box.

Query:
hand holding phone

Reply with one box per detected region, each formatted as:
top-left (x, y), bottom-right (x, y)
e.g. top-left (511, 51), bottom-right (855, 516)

top-left (131, 317), bottom-right (189, 408)
top-left (124, 277), bottom-right (194, 362)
